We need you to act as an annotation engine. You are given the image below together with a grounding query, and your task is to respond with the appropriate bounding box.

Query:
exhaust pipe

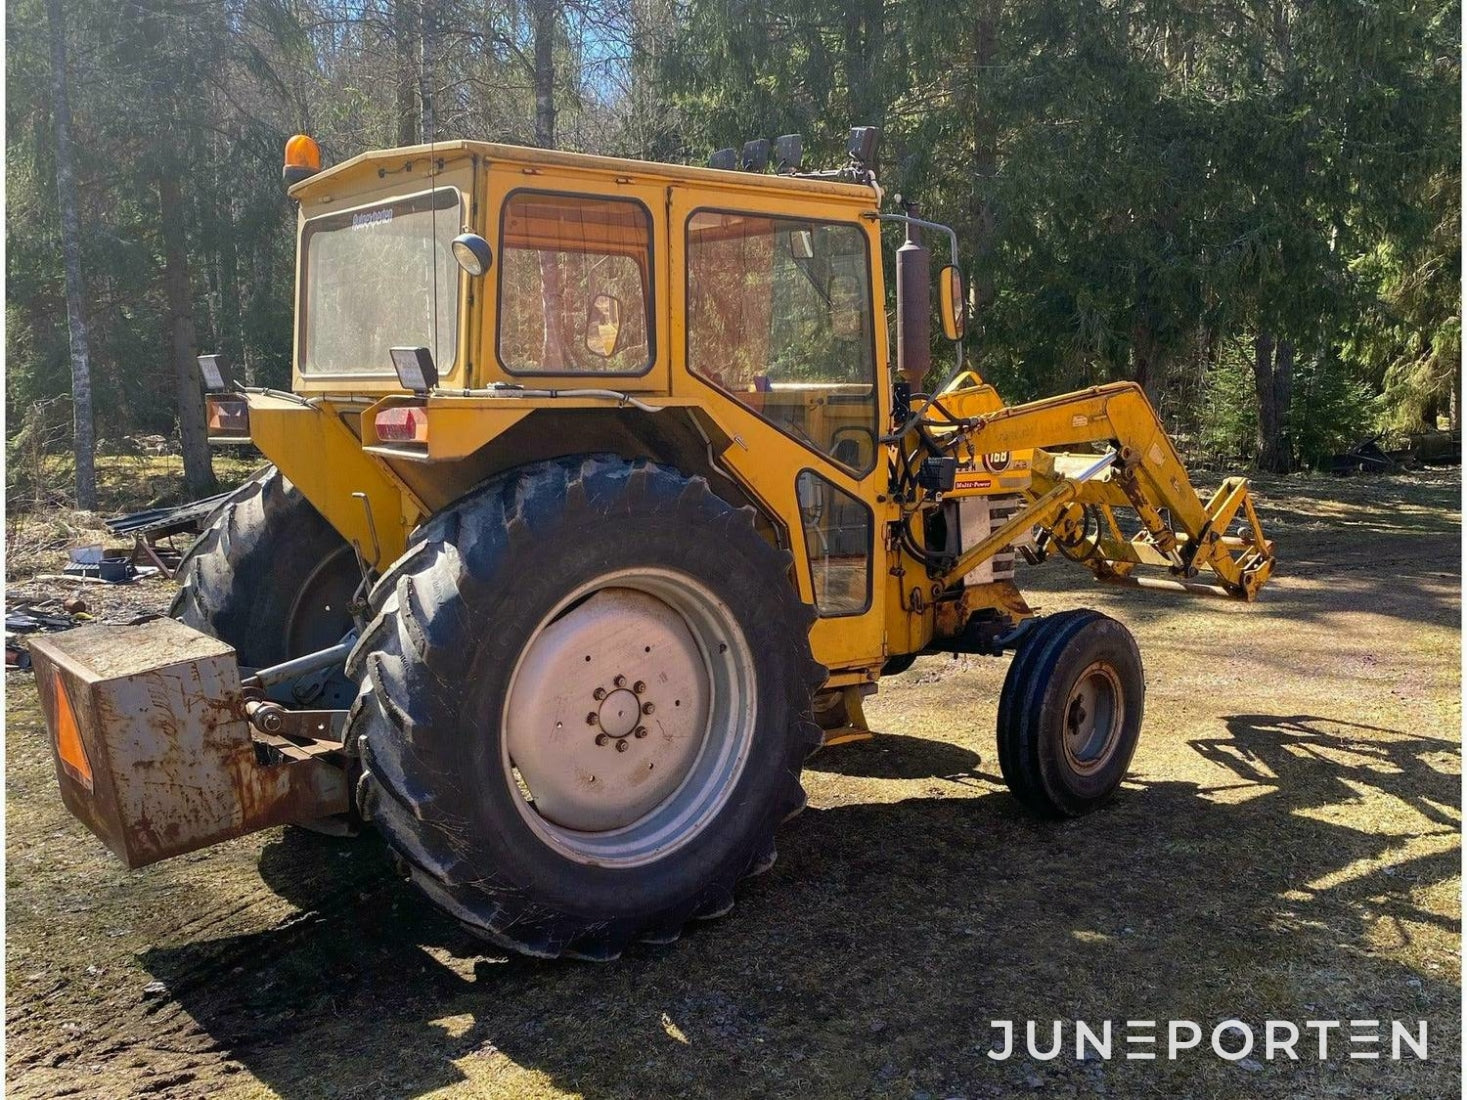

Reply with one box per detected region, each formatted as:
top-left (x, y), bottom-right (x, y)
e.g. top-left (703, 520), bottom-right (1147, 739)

top-left (895, 207), bottom-right (931, 389)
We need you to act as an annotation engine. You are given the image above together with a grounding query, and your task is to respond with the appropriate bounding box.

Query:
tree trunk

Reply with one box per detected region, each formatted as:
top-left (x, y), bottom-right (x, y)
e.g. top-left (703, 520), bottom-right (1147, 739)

top-left (419, 0), bottom-right (437, 142)
top-left (530, 0), bottom-right (557, 150)
top-left (1131, 319), bottom-right (1165, 405)
top-left (244, 236), bottom-right (271, 386)
top-left (210, 153), bottom-right (245, 385)
top-left (47, 0), bottom-right (96, 510)
top-left (1273, 339), bottom-right (1294, 463)
top-left (396, 0), bottom-right (419, 145)
top-left (1451, 359), bottom-right (1460, 431)
top-left (1253, 333), bottom-right (1278, 469)
top-left (970, 1), bottom-right (1000, 318)
top-left (218, 203), bottom-right (248, 385)
top-left (1252, 332), bottom-right (1293, 473)
top-left (843, 0), bottom-right (884, 129)
top-left (158, 172), bottom-right (215, 496)
top-left (528, 0), bottom-right (567, 364)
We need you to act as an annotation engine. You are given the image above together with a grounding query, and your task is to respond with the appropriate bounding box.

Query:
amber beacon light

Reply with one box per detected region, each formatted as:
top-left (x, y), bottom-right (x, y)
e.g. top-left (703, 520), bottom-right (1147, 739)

top-left (283, 134), bottom-right (322, 187)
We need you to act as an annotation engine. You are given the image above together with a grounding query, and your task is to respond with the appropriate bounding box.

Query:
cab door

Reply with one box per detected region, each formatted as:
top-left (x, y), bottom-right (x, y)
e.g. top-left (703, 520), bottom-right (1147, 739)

top-left (667, 184), bottom-right (891, 673)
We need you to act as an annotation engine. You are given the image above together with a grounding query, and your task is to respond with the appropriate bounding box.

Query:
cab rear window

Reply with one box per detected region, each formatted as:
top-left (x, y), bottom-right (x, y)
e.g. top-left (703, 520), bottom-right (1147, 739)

top-left (301, 188), bottom-right (460, 376)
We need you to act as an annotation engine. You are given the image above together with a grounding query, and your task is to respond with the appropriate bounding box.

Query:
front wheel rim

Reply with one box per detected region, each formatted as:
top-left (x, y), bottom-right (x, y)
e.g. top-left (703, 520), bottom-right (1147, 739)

top-left (1061, 661), bottom-right (1124, 775)
top-left (502, 568), bottom-right (758, 868)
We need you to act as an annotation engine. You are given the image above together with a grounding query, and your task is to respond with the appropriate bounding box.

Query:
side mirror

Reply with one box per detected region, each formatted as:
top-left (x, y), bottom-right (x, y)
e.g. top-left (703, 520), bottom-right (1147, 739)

top-left (585, 293), bottom-right (624, 358)
top-left (451, 233), bottom-right (493, 276)
top-left (939, 264), bottom-right (965, 342)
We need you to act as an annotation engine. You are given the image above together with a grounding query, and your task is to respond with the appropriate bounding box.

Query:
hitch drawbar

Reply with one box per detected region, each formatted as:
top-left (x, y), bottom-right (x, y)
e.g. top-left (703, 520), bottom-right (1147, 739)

top-left (28, 618), bottom-right (350, 869)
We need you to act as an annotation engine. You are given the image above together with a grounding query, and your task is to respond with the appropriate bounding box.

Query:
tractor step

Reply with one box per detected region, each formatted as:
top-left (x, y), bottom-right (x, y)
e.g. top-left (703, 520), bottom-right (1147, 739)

top-left (28, 618), bottom-right (350, 869)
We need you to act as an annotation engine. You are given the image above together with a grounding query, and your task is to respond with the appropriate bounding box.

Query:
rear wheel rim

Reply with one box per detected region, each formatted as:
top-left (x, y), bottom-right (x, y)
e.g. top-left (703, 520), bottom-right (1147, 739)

top-left (502, 567), bottom-right (758, 868)
top-left (283, 544), bottom-right (359, 657)
top-left (281, 545), bottom-right (360, 707)
top-left (1061, 660), bottom-right (1123, 775)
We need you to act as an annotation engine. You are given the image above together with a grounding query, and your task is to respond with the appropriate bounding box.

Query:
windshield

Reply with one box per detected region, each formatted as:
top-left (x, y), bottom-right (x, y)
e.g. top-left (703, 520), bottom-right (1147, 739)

top-left (300, 188), bottom-right (461, 376)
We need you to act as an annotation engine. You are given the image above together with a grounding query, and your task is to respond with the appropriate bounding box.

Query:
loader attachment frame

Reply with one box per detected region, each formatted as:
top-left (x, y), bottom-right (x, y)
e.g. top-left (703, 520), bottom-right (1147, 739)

top-left (930, 381), bottom-right (1275, 601)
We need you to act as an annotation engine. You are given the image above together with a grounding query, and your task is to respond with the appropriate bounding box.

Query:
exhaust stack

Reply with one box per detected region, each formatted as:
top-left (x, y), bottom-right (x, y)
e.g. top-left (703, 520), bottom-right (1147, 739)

top-left (895, 205), bottom-right (931, 389)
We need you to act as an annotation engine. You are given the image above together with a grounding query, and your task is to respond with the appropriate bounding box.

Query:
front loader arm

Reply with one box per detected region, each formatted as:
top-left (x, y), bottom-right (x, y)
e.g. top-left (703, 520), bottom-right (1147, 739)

top-left (936, 382), bottom-right (1275, 600)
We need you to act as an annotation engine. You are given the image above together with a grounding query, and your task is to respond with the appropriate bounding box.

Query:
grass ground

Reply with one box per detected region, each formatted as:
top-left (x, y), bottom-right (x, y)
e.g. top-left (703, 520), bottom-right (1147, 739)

top-left (4, 461), bottom-right (1461, 1099)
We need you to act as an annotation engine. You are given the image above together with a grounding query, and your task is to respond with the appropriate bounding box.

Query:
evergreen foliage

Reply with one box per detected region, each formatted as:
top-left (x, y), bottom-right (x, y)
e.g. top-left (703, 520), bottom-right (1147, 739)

top-left (5, 0), bottom-right (1459, 480)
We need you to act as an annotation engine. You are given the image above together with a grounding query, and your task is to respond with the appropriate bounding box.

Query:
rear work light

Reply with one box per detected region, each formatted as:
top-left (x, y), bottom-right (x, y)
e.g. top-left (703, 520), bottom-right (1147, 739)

top-left (205, 397), bottom-right (250, 439)
top-left (375, 405), bottom-right (429, 444)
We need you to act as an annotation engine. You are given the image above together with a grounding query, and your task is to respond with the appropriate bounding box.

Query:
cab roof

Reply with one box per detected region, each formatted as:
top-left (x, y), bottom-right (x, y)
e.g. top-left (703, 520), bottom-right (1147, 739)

top-left (288, 139), bottom-right (881, 207)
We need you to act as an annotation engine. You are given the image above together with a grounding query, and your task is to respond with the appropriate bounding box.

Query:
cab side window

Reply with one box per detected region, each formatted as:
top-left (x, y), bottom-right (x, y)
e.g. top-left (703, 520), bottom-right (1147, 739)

top-left (686, 210), bottom-right (877, 473)
top-left (498, 191), bottom-right (653, 375)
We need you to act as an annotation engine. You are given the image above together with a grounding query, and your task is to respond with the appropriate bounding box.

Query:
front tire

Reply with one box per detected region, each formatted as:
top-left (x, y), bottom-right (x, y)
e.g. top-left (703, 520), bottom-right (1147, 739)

top-left (996, 610), bottom-right (1144, 817)
top-left (346, 456), bottom-right (824, 960)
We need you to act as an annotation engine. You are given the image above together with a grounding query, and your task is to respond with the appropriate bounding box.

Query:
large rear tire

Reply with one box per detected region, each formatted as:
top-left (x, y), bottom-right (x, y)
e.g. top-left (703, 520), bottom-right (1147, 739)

top-left (346, 455), bottom-right (824, 960)
top-left (170, 466), bottom-right (361, 707)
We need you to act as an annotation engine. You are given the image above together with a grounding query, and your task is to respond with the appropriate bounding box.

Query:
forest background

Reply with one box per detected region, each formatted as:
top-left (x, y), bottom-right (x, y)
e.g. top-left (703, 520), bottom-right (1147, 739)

top-left (5, 0), bottom-right (1460, 503)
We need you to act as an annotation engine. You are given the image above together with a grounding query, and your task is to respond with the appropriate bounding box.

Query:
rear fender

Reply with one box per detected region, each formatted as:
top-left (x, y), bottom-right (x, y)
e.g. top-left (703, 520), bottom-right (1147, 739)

top-left (244, 393), bottom-right (423, 569)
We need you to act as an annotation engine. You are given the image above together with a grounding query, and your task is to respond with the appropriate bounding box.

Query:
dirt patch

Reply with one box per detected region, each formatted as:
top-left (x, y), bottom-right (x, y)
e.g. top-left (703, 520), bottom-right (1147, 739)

top-left (5, 469), bottom-right (1460, 1099)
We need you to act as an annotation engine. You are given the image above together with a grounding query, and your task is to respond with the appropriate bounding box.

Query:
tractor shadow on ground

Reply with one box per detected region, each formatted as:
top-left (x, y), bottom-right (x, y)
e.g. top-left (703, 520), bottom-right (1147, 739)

top-left (141, 713), bottom-right (1461, 1100)
top-left (802, 731), bottom-right (989, 782)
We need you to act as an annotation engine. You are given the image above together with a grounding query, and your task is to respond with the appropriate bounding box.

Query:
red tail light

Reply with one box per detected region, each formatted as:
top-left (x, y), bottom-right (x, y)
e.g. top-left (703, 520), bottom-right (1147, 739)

top-left (375, 405), bottom-right (429, 443)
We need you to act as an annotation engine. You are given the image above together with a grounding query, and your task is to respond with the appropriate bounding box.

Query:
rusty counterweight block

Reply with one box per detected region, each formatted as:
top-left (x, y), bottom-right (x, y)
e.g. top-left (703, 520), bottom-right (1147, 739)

top-left (28, 618), bottom-right (350, 869)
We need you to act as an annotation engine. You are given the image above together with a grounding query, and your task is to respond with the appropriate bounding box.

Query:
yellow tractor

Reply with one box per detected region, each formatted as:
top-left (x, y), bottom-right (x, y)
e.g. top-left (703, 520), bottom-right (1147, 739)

top-left (30, 129), bottom-right (1274, 960)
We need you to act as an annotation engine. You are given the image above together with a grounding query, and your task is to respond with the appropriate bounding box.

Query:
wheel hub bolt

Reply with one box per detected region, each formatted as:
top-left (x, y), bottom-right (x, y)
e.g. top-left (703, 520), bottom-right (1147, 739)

top-left (614, 739), bottom-right (629, 753)
top-left (634, 726), bottom-right (648, 739)
top-left (595, 733), bottom-right (610, 746)
top-left (592, 687), bottom-right (607, 701)
top-left (633, 681), bottom-right (647, 695)
top-left (642, 702), bottom-right (655, 715)
top-left (614, 675), bottom-right (627, 688)
top-left (586, 712), bottom-right (599, 726)
top-left (1067, 700), bottom-right (1087, 731)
